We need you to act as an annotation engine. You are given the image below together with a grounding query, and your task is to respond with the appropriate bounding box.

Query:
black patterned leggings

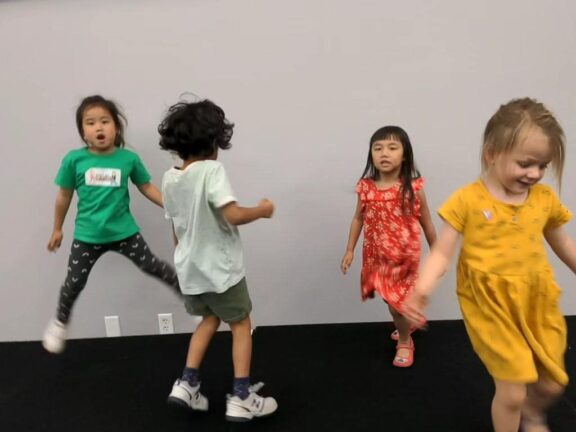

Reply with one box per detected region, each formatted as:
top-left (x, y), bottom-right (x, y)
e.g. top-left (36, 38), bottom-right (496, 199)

top-left (56, 233), bottom-right (180, 324)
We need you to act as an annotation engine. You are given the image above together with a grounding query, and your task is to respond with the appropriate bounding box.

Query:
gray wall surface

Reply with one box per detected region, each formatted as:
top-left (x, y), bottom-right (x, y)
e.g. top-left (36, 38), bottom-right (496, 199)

top-left (1, 0), bottom-right (575, 342)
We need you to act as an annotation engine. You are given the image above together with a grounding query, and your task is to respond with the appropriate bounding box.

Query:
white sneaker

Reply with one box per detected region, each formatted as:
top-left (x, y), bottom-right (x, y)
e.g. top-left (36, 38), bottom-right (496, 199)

top-left (42, 318), bottom-right (67, 354)
top-left (225, 382), bottom-right (278, 422)
top-left (167, 379), bottom-right (209, 411)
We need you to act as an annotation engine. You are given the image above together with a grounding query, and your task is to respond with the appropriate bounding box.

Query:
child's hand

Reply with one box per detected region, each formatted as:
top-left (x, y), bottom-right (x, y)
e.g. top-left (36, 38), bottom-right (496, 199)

top-left (47, 230), bottom-right (63, 252)
top-left (340, 251), bottom-right (354, 274)
top-left (402, 290), bottom-right (428, 329)
top-left (258, 199), bottom-right (274, 218)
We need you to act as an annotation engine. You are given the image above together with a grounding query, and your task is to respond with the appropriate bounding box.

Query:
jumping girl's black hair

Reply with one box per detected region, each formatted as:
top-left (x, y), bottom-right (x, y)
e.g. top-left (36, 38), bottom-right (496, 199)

top-left (158, 99), bottom-right (234, 159)
top-left (361, 125), bottom-right (421, 213)
top-left (75, 95), bottom-right (127, 148)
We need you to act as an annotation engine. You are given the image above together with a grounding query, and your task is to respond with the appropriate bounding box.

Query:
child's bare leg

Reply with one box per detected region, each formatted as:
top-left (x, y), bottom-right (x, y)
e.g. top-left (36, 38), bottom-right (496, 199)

top-left (168, 315), bottom-right (220, 410)
top-left (225, 314), bottom-right (278, 420)
top-left (492, 380), bottom-right (526, 432)
top-left (389, 305), bottom-right (412, 360)
top-left (186, 315), bottom-right (221, 368)
top-left (520, 373), bottom-right (564, 432)
top-left (229, 316), bottom-right (252, 377)
top-left (388, 305), bottom-right (411, 340)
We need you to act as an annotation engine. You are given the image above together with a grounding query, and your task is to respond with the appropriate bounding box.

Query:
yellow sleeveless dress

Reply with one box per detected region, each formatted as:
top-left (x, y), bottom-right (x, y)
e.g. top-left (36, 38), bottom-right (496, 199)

top-left (439, 180), bottom-right (572, 384)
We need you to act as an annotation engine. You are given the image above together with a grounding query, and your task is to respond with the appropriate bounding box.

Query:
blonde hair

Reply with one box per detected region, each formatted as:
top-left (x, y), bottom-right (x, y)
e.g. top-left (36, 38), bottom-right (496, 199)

top-left (482, 98), bottom-right (565, 188)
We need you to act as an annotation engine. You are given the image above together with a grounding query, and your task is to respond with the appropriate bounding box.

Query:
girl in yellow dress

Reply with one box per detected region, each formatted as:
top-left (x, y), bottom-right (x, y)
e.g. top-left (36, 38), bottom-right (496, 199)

top-left (403, 98), bottom-right (576, 432)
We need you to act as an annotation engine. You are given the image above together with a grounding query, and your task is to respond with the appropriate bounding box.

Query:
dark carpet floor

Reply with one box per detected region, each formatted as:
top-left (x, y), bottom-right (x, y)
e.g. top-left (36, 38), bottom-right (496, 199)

top-left (1, 318), bottom-right (575, 432)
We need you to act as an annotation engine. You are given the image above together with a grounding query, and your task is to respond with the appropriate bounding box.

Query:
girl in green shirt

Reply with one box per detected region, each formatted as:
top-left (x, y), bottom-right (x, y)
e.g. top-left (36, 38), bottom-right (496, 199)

top-left (42, 95), bottom-right (180, 354)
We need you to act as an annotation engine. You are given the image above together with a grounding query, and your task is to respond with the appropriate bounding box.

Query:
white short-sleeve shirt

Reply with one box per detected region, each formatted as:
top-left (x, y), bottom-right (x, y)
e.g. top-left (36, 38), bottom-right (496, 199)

top-left (161, 160), bottom-right (245, 294)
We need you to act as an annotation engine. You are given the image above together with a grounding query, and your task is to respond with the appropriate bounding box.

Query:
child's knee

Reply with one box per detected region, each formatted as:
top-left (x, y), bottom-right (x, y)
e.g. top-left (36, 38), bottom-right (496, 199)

top-left (534, 378), bottom-right (565, 400)
top-left (61, 278), bottom-right (88, 297)
top-left (203, 315), bottom-right (221, 329)
top-left (229, 316), bottom-right (251, 332)
top-left (138, 260), bottom-right (162, 276)
top-left (494, 381), bottom-right (527, 410)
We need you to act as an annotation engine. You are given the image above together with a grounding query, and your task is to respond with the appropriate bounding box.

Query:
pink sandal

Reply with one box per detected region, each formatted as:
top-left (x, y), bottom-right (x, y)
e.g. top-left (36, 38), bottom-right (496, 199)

top-left (393, 337), bottom-right (414, 368)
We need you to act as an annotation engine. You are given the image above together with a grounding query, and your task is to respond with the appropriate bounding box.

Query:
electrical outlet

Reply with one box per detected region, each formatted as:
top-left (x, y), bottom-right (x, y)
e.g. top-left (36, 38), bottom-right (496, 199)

top-left (158, 313), bottom-right (174, 334)
top-left (104, 315), bottom-right (121, 337)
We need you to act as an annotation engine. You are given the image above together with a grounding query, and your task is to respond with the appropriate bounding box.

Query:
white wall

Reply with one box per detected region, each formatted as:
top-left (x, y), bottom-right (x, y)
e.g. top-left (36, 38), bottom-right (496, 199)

top-left (1, 0), bottom-right (575, 341)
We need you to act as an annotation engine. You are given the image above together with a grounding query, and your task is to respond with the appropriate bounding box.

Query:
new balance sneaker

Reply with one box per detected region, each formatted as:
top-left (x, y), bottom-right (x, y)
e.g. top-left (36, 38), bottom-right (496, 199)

top-left (167, 379), bottom-right (209, 411)
top-left (42, 318), bottom-right (67, 354)
top-left (225, 382), bottom-right (277, 422)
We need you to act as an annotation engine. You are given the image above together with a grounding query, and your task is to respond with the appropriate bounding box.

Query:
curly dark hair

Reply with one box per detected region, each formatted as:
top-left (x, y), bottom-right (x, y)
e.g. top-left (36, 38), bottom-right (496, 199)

top-left (158, 99), bottom-right (234, 159)
top-left (76, 95), bottom-right (127, 148)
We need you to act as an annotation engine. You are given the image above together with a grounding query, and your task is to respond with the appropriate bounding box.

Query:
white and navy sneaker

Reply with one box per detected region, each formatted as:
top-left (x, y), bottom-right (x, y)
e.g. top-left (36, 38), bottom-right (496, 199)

top-left (42, 318), bottom-right (67, 354)
top-left (225, 382), bottom-right (277, 422)
top-left (167, 379), bottom-right (209, 411)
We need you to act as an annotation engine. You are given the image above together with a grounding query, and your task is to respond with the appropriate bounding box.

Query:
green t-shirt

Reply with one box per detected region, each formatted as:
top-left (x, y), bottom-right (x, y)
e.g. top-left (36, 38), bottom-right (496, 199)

top-left (55, 147), bottom-right (151, 243)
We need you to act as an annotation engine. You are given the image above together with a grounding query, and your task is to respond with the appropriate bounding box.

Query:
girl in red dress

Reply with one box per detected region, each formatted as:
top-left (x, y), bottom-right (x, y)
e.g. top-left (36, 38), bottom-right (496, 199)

top-left (341, 126), bottom-right (436, 367)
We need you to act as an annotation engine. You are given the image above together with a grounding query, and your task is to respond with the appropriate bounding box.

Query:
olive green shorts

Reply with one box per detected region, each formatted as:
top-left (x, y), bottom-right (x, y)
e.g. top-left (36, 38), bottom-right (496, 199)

top-left (183, 278), bottom-right (252, 323)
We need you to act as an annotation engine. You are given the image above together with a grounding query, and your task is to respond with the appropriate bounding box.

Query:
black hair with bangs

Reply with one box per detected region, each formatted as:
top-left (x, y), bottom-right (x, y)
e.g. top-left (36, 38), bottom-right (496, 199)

top-left (361, 125), bottom-right (421, 213)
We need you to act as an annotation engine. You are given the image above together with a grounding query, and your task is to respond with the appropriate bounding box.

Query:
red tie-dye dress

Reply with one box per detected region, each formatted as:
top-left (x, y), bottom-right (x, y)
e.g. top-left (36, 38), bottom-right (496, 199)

top-left (356, 177), bottom-right (424, 311)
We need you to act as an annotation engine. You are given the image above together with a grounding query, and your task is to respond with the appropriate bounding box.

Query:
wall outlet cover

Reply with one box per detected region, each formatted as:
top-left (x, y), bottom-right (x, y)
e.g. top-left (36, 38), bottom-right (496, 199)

top-left (158, 313), bottom-right (174, 334)
top-left (104, 316), bottom-right (121, 337)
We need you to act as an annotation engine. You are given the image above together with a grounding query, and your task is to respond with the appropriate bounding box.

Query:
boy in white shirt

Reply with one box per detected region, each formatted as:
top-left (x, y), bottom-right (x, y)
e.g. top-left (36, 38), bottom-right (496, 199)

top-left (159, 99), bottom-right (277, 422)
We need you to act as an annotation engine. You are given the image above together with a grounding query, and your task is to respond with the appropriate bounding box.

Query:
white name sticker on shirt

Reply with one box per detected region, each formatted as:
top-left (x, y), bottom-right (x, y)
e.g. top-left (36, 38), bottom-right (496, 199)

top-left (85, 168), bottom-right (121, 187)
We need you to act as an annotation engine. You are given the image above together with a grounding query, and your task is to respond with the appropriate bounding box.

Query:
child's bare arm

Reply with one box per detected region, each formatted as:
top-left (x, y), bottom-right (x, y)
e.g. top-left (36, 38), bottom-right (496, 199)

top-left (47, 188), bottom-right (74, 251)
top-left (341, 197), bottom-right (363, 274)
top-left (137, 182), bottom-right (163, 207)
top-left (220, 199), bottom-right (274, 226)
top-left (417, 190), bottom-right (437, 248)
top-left (403, 222), bottom-right (460, 326)
top-left (416, 222), bottom-right (460, 294)
top-left (545, 226), bottom-right (576, 273)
